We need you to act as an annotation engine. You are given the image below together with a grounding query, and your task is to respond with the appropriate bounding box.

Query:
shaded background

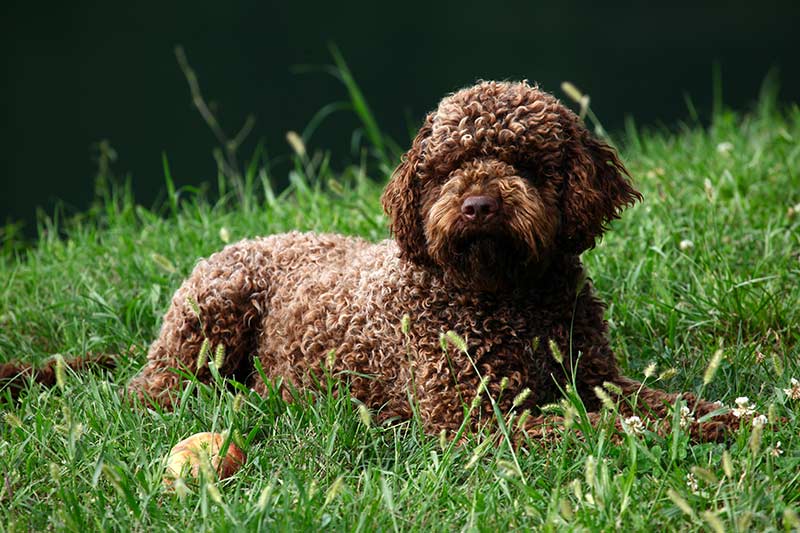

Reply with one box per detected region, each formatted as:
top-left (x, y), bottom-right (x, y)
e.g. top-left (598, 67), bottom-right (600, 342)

top-left (3, 0), bottom-right (799, 234)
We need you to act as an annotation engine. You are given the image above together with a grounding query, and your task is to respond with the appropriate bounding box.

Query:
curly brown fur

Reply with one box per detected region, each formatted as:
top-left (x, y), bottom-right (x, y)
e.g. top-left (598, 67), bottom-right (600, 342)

top-left (127, 81), bottom-right (742, 442)
top-left (1, 354), bottom-right (116, 401)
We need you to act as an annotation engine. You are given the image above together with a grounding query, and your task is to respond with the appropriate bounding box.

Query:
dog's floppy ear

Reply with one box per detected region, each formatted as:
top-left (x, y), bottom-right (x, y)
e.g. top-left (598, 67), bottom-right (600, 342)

top-left (559, 128), bottom-right (642, 253)
top-left (382, 114), bottom-right (434, 265)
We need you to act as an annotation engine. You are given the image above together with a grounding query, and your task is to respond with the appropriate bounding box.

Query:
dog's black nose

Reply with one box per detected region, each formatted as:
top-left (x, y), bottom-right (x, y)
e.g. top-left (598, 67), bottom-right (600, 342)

top-left (461, 195), bottom-right (499, 222)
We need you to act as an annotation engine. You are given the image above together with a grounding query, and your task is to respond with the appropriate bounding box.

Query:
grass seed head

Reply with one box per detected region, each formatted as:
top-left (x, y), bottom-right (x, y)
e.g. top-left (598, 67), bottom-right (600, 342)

top-left (584, 455), bottom-right (597, 485)
top-left (444, 330), bottom-right (468, 353)
top-left (783, 508), bottom-right (800, 529)
top-left (515, 409), bottom-right (531, 431)
top-left (186, 297), bottom-right (201, 319)
top-left (691, 466), bottom-right (718, 485)
top-left (667, 488), bottom-right (694, 517)
top-left (658, 367), bottom-right (678, 381)
top-left (197, 338), bottom-right (210, 370)
top-left (286, 131), bottom-right (306, 158)
top-left (602, 381), bottom-right (622, 395)
top-left (213, 344), bottom-right (226, 369)
top-left (219, 226), bottom-right (230, 243)
top-left (548, 339), bottom-right (563, 364)
top-left (702, 511), bottom-right (725, 533)
top-left (54, 354), bottom-right (66, 390)
top-left (563, 404), bottom-right (577, 429)
top-left (560, 81), bottom-right (584, 104)
top-left (703, 348), bottom-right (724, 385)
top-left (737, 511), bottom-right (753, 531)
top-left (206, 483), bottom-right (223, 505)
top-left (531, 336), bottom-right (540, 352)
top-left (499, 376), bottom-right (509, 393)
top-left (401, 314), bottom-right (410, 335)
top-left (559, 497), bottom-right (574, 520)
top-left (570, 478), bottom-right (583, 503)
top-left (357, 404), bottom-right (372, 427)
top-left (233, 393), bottom-right (244, 413)
top-left (703, 178), bottom-right (716, 202)
top-left (593, 386), bottom-right (616, 411)
top-left (324, 476), bottom-right (345, 506)
top-left (173, 477), bottom-right (189, 500)
top-left (257, 483), bottom-right (274, 512)
top-left (722, 451), bottom-right (734, 478)
top-left (749, 421), bottom-right (764, 456)
top-left (3, 411), bottom-right (22, 429)
top-left (512, 387), bottom-right (531, 408)
top-left (151, 252), bottom-right (177, 273)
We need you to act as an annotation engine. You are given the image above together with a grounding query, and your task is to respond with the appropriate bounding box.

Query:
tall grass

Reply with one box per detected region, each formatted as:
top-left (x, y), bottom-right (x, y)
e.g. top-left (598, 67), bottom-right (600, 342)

top-left (1, 72), bottom-right (799, 531)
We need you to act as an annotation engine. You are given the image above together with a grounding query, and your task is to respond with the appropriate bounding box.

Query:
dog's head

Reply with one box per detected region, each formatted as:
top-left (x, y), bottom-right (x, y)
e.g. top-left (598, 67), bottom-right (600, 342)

top-left (382, 81), bottom-right (641, 292)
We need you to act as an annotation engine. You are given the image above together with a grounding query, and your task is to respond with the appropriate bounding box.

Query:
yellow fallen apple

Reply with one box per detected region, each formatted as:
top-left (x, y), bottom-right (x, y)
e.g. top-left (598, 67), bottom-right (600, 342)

top-left (163, 431), bottom-right (246, 485)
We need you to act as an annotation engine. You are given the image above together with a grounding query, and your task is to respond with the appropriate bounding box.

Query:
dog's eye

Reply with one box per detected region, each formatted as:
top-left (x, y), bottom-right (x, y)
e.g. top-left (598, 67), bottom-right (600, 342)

top-left (518, 169), bottom-right (542, 184)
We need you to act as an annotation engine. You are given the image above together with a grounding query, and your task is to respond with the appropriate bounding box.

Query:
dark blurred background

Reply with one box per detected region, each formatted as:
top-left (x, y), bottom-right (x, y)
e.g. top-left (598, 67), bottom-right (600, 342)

top-left (3, 0), bottom-right (799, 234)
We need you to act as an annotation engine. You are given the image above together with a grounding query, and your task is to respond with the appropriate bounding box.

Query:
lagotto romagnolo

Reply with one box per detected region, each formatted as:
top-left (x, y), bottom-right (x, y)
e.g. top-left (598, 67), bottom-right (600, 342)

top-left (121, 81), bottom-right (742, 441)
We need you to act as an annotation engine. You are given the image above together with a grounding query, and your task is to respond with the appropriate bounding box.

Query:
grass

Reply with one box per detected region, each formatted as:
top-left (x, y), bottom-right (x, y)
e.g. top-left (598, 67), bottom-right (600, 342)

top-left (1, 77), bottom-right (800, 531)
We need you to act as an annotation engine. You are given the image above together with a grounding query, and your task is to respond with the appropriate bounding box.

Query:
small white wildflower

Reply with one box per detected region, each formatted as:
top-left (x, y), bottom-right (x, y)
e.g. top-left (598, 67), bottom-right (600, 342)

top-left (712, 400), bottom-right (724, 408)
top-left (643, 362), bottom-right (657, 378)
top-left (732, 396), bottom-right (755, 418)
top-left (686, 472), bottom-right (699, 494)
top-left (716, 142), bottom-right (733, 154)
top-left (752, 414), bottom-right (768, 428)
top-left (783, 377), bottom-right (800, 400)
top-left (621, 415), bottom-right (645, 435)
top-left (679, 405), bottom-right (695, 429)
top-left (770, 441), bottom-right (783, 457)
top-left (219, 227), bottom-right (231, 243)
top-left (679, 239), bottom-right (694, 251)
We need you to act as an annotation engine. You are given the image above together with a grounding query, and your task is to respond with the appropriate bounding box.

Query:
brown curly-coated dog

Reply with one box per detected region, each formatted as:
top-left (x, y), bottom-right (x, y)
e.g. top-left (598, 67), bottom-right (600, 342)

top-left (119, 81), bottom-right (739, 441)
